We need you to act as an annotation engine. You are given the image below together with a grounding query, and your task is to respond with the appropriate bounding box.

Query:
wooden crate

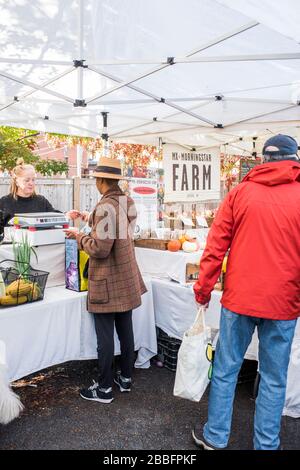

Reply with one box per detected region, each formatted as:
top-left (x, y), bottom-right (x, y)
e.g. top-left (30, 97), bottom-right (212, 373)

top-left (186, 262), bottom-right (224, 289)
top-left (186, 263), bottom-right (199, 283)
top-left (134, 239), bottom-right (169, 250)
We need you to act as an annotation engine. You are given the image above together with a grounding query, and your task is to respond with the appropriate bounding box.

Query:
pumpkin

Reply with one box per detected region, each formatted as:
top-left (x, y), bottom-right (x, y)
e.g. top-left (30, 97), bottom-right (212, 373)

top-left (178, 235), bottom-right (187, 246)
top-left (183, 233), bottom-right (194, 242)
top-left (179, 234), bottom-right (196, 246)
top-left (167, 240), bottom-right (181, 252)
top-left (182, 240), bottom-right (198, 253)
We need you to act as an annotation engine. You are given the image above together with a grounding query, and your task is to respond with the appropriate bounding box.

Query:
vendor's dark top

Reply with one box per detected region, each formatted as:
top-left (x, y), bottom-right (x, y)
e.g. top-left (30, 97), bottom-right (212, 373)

top-left (0, 194), bottom-right (59, 226)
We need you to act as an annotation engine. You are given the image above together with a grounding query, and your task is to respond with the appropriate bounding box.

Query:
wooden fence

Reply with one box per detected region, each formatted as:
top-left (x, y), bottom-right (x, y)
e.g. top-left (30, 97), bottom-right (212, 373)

top-left (0, 177), bottom-right (224, 214)
top-left (0, 177), bottom-right (100, 213)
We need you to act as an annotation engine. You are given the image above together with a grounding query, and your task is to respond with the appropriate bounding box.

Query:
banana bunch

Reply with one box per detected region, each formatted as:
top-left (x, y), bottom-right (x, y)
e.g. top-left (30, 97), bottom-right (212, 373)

top-left (0, 279), bottom-right (41, 306)
top-left (0, 295), bottom-right (28, 306)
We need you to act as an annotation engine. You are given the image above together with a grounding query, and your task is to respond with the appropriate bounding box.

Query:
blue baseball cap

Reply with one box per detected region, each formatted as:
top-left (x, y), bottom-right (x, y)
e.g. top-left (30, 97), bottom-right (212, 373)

top-left (262, 134), bottom-right (299, 161)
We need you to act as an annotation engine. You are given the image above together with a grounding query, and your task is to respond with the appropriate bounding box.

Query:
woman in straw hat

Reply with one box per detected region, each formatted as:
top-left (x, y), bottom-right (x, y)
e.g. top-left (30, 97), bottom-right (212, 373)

top-left (64, 157), bottom-right (146, 403)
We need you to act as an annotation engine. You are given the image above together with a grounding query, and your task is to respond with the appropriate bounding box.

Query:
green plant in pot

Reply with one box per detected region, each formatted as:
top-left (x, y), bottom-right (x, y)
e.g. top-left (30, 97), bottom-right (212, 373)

top-left (12, 232), bottom-right (38, 279)
top-left (9, 233), bottom-right (41, 302)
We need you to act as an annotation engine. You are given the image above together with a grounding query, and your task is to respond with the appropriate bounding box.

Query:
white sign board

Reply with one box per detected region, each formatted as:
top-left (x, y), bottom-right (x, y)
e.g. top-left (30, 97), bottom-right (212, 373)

top-left (163, 145), bottom-right (220, 202)
top-left (120, 178), bottom-right (158, 235)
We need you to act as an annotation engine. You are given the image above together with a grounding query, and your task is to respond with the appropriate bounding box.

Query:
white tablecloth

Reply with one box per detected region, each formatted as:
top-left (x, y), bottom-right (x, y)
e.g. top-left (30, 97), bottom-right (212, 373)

top-left (151, 278), bottom-right (300, 418)
top-left (135, 247), bottom-right (203, 284)
top-left (0, 278), bottom-right (157, 382)
top-left (151, 278), bottom-right (221, 339)
top-left (0, 243), bottom-right (66, 288)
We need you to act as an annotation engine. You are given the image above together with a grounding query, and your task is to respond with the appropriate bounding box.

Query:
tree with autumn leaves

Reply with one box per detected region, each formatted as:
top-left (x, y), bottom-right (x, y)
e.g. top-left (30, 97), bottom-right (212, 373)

top-left (0, 126), bottom-right (68, 176)
top-left (1, 126), bottom-right (163, 177)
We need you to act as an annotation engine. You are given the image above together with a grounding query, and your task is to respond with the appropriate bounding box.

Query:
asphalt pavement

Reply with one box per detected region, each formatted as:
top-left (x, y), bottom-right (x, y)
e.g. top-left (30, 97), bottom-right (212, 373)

top-left (0, 360), bottom-right (299, 450)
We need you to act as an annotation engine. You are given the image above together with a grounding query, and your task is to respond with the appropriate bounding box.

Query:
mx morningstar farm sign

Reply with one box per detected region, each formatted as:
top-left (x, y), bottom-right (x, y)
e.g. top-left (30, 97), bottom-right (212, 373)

top-left (163, 144), bottom-right (220, 202)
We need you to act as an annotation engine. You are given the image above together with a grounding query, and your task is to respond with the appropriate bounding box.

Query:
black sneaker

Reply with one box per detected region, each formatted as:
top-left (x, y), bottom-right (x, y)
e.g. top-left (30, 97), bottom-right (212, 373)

top-left (192, 425), bottom-right (220, 450)
top-left (114, 373), bottom-right (132, 392)
top-left (80, 381), bottom-right (114, 404)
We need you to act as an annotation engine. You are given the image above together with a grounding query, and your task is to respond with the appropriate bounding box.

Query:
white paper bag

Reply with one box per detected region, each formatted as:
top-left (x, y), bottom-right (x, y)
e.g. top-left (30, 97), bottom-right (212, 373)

top-left (173, 306), bottom-right (212, 402)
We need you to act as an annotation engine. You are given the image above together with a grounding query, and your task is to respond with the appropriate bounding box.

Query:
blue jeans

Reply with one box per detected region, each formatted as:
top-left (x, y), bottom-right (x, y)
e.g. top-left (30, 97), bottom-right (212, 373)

top-left (203, 307), bottom-right (296, 450)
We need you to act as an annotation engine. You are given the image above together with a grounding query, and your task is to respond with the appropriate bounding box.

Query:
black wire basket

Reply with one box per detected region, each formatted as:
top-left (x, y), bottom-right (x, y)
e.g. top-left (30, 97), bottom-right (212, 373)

top-left (0, 259), bottom-right (49, 308)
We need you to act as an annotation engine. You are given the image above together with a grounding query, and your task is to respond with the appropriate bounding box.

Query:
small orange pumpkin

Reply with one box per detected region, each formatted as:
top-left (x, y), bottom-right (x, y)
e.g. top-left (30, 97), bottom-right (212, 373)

top-left (167, 240), bottom-right (181, 252)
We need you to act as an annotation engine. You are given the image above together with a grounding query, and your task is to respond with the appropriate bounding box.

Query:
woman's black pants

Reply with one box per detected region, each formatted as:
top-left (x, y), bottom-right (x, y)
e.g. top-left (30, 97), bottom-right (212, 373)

top-left (93, 310), bottom-right (134, 388)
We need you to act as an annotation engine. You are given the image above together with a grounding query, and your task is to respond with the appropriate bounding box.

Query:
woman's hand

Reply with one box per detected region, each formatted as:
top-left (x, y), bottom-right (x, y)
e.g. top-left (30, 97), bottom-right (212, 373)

top-left (80, 211), bottom-right (90, 223)
top-left (65, 210), bottom-right (90, 223)
top-left (63, 227), bottom-right (79, 239)
top-left (65, 210), bottom-right (81, 221)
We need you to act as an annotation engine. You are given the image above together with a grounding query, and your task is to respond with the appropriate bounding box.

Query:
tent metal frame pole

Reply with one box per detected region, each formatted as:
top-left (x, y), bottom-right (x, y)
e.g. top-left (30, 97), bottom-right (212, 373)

top-left (162, 138), bottom-right (195, 151)
top-left (158, 100), bottom-right (213, 121)
top-left (87, 20), bottom-right (258, 67)
top-left (201, 134), bottom-right (257, 153)
top-left (109, 107), bottom-right (214, 138)
top-left (86, 66), bottom-right (169, 104)
top-left (220, 120), bottom-right (300, 132)
top-left (110, 121), bottom-right (157, 138)
top-left (112, 125), bottom-right (205, 139)
top-left (156, 95), bottom-right (297, 124)
top-left (223, 97), bottom-right (294, 105)
top-left (48, 110), bottom-right (205, 130)
top-left (84, 51), bottom-right (300, 66)
top-left (0, 58), bottom-right (72, 66)
top-left (86, 20), bottom-right (259, 108)
top-left (76, 0), bottom-right (85, 178)
top-left (225, 105), bottom-right (298, 128)
top-left (175, 52), bottom-right (300, 64)
top-left (88, 97), bottom-right (210, 106)
top-left (0, 66), bottom-right (75, 113)
top-left (88, 66), bottom-right (218, 126)
top-left (116, 120), bottom-right (300, 139)
top-left (77, 0), bottom-right (84, 101)
top-left (0, 104), bottom-right (100, 137)
top-left (87, 95), bottom-right (295, 106)
top-left (0, 116), bottom-right (99, 137)
top-left (223, 82), bottom-right (294, 95)
top-left (84, 22), bottom-right (260, 126)
top-left (0, 70), bottom-right (74, 104)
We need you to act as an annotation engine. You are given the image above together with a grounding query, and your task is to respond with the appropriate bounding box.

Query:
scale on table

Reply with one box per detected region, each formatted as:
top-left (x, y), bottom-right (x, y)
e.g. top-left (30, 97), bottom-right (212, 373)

top-left (6, 212), bottom-right (69, 246)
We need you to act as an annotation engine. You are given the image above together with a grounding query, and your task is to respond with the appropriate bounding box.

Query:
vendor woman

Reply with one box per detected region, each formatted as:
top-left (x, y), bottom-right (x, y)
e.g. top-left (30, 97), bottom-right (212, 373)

top-left (0, 158), bottom-right (60, 226)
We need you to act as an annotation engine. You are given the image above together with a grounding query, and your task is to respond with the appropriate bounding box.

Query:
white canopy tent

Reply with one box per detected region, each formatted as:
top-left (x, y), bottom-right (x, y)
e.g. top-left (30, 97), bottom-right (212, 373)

top-left (0, 0), bottom-right (299, 155)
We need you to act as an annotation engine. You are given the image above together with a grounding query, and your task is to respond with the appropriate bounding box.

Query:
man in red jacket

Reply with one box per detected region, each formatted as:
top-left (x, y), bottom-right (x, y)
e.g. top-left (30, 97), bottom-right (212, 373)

top-left (192, 134), bottom-right (300, 450)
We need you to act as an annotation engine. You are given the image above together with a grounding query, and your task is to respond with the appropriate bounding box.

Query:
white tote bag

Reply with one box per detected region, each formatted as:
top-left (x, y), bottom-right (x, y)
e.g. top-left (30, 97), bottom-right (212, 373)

top-left (173, 306), bottom-right (212, 402)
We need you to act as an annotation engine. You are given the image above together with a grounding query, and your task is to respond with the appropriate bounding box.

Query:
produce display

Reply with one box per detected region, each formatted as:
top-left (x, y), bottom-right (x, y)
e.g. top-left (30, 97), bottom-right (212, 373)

top-left (167, 240), bottom-right (181, 252)
top-left (181, 240), bottom-right (198, 253)
top-left (0, 278), bottom-right (42, 306)
top-left (167, 232), bottom-right (201, 253)
top-left (0, 232), bottom-right (48, 308)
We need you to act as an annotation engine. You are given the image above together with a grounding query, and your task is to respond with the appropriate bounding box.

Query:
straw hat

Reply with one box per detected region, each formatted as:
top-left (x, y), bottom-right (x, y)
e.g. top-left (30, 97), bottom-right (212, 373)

top-left (92, 156), bottom-right (125, 179)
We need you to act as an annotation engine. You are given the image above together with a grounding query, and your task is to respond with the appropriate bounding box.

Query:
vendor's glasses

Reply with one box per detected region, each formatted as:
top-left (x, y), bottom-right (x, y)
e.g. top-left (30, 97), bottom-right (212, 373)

top-left (206, 342), bottom-right (213, 380)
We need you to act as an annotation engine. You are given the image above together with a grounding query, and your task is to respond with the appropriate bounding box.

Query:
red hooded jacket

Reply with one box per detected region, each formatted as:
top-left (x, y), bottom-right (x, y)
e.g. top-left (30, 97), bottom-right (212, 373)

top-left (194, 160), bottom-right (300, 320)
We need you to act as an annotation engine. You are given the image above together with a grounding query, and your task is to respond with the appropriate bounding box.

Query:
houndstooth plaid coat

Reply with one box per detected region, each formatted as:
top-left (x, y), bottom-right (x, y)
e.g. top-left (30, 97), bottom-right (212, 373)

top-left (77, 187), bottom-right (147, 313)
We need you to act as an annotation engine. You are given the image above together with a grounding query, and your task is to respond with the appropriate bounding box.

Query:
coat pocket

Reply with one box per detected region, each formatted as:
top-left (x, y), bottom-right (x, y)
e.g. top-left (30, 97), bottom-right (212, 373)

top-left (88, 278), bottom-right (109, 304)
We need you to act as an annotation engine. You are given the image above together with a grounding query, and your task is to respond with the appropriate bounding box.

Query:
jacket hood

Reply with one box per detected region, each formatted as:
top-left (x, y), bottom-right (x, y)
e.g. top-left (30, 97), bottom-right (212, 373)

top-left (242, 160), bottom-right (300, 186)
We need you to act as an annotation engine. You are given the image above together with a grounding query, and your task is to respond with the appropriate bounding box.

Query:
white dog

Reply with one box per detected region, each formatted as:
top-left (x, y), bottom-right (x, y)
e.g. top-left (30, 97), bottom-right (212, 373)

top-left (0, 364), bottom-right (23, 425)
